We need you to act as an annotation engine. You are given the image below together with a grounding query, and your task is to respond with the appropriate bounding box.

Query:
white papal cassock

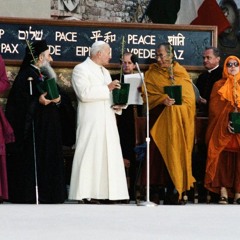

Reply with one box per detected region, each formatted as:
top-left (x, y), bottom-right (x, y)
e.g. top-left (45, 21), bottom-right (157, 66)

top-left (69, 57), bottom-right (129, 201)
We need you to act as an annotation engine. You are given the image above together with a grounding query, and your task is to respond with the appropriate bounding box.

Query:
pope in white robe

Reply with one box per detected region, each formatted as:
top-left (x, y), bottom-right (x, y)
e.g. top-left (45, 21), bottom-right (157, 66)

top-left (69, 41), bottom-right (129, 201)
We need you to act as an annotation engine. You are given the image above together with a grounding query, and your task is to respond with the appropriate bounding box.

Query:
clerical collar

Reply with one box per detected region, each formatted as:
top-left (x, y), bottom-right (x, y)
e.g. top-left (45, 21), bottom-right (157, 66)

top-left (208, 65), bottom-right (219, 73)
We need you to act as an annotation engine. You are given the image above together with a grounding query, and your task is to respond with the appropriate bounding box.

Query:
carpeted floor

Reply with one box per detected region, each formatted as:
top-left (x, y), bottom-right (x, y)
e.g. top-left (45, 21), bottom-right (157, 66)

top-left (0, 202), bottom-right (239, 240)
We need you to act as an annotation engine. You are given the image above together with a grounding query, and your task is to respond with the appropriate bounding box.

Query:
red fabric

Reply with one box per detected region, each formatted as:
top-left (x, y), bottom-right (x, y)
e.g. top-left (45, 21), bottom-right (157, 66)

top-left (0, 55), bottom-right (10, 93)
top-left (0, 54), bottom-right (12, 200)
top-left (191, 0), bottom-right (230, 35)
top-left (140, 105), bottom-right (171, 187)
top-left (0, 107), bottom-right (15, 200)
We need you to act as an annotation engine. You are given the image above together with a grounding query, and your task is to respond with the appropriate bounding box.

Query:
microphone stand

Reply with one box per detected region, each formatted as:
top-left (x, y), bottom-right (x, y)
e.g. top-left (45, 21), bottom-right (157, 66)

top-left (135, 62), bottom-right (156, 207)
top-left (28, 77), bottom-right (39, 205)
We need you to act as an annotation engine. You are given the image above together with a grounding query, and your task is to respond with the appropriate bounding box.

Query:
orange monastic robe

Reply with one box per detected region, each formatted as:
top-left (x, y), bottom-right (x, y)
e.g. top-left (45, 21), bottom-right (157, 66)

top-left (143, 61), bottom-right (196, 197)
top-left (205, 56), bottom-right (240, 197)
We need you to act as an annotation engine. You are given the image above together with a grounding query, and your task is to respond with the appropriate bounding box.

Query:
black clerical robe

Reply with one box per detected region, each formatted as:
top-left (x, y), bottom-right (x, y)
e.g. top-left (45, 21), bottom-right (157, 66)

top-left (5, 65), bottom-right (75, 203)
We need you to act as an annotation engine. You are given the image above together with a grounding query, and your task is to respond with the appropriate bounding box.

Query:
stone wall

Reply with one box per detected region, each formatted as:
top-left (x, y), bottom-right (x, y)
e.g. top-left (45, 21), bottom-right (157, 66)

top-left (51, 0), bottom-right (150, 23)
top-left (0, 0), bottom-right (50, 19)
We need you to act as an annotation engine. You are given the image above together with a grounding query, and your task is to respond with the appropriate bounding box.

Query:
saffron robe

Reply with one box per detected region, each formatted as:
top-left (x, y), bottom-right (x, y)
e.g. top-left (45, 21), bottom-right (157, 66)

top-left (205, 57), bottom-right (240, 197)
top-left (143, 61), bottom-right (196, 197)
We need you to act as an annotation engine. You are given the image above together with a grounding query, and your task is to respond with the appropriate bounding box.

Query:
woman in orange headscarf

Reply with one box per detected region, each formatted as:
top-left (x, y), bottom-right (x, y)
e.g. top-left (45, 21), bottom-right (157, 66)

top-left (205, 55), bottom-right (240, 204)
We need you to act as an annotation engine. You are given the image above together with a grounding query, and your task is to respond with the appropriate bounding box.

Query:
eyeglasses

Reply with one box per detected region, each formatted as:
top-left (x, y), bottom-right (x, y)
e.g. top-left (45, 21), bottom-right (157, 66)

top-left (226, 62), bottom-right (239, 68)
top-left (156, 54), bottom-right (167, 59)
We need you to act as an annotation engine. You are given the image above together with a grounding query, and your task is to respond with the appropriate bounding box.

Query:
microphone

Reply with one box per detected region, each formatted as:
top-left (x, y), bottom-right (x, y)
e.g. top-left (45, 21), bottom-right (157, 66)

top-left (130, 54), bottom-right (138, 65)
top-left (131, 54), bottom-right (143, 82)
top-left (130, 54), bottom-right (155, 206)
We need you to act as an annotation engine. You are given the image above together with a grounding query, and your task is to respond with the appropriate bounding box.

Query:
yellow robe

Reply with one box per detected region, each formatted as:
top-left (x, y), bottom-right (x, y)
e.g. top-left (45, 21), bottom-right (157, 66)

top-left (143, 62), bottom-right (196, 197)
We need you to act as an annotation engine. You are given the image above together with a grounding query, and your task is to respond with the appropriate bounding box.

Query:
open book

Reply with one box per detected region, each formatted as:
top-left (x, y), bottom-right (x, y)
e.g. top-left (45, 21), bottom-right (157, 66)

top-left (124, 73), bottom-right (144, 105)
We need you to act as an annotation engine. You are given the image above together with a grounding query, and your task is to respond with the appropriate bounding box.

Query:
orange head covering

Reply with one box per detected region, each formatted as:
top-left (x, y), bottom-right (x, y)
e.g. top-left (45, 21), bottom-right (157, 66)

top-left (218, 55), bottom-right (240, 108)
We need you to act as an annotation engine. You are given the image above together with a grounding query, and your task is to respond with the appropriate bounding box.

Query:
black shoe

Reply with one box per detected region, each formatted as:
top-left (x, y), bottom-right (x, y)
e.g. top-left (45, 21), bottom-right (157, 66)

top-left (164, 192), bottom-right (180, 205)
top-left (233, 198), bottom-right (240, 204)
top-left (82, 199), bottom-right (100, 204)
top-left (218, 196), bottom-right (228, 204)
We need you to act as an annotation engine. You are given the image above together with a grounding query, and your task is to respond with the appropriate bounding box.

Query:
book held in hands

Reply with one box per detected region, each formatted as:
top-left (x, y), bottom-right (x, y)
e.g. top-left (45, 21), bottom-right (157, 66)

top-left (37, 78), bottom-right (59, 100)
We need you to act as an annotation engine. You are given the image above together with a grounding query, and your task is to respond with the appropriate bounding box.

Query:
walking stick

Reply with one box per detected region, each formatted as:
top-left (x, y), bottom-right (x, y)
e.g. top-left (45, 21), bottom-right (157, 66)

top-left (28, 77), bottom-right (39, 205)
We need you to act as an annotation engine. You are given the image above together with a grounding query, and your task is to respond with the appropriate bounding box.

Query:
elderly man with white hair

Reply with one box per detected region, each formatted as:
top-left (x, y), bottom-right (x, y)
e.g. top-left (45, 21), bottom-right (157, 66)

top-left (69, 41), bottom-right (129, 203)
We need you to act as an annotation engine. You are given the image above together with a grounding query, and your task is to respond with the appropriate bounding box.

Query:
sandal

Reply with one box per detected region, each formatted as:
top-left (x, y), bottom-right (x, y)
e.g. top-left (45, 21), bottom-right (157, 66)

top-left (218, 196), bottom-right (228, 204)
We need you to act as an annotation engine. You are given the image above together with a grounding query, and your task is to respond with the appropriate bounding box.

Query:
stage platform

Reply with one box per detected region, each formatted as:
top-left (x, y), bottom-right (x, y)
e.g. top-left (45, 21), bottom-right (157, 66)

top-left (0, 202), bottom-right (239, 240)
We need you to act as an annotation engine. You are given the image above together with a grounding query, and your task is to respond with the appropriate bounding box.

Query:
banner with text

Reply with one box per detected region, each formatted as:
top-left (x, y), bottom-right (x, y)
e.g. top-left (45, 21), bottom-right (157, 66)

top-left (0, 18), bottom-right (217, 69)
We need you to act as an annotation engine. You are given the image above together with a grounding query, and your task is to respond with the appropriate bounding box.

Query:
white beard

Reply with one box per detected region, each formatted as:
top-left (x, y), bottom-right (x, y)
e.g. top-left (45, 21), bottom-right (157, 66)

top-left (40, 60), bottom-right (57, 82)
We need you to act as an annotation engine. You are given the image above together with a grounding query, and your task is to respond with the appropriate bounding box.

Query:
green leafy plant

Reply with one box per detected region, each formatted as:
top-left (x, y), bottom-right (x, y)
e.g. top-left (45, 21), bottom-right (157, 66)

top-left (25, 39), bottom-right (38, 65)
top-left (119, 36), bottom-right (125, 83)
top-left (168, 44), bottom-right (175, 85)
top-left (25, 39), bottom-right (43, 79)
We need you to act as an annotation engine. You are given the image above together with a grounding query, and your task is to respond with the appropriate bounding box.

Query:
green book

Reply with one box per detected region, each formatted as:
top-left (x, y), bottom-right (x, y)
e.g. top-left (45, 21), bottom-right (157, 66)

top-left (164, 85), bottom-right (182, 105)
top-left (37, 78), bottom-right (59, 100)
top-left (229, 112), bottom-right (240, 133)
top-left (112, 83), bottom-right (130, 105)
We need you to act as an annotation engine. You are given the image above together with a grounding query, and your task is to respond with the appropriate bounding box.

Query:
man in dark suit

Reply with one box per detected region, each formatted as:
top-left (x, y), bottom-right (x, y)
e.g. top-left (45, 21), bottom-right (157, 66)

top-left (112, 52), bottom-right (143, 202)
top-left (196, 46), bottom-right (223, 116)
top-left (194, 46), bottom-right (223, 203)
